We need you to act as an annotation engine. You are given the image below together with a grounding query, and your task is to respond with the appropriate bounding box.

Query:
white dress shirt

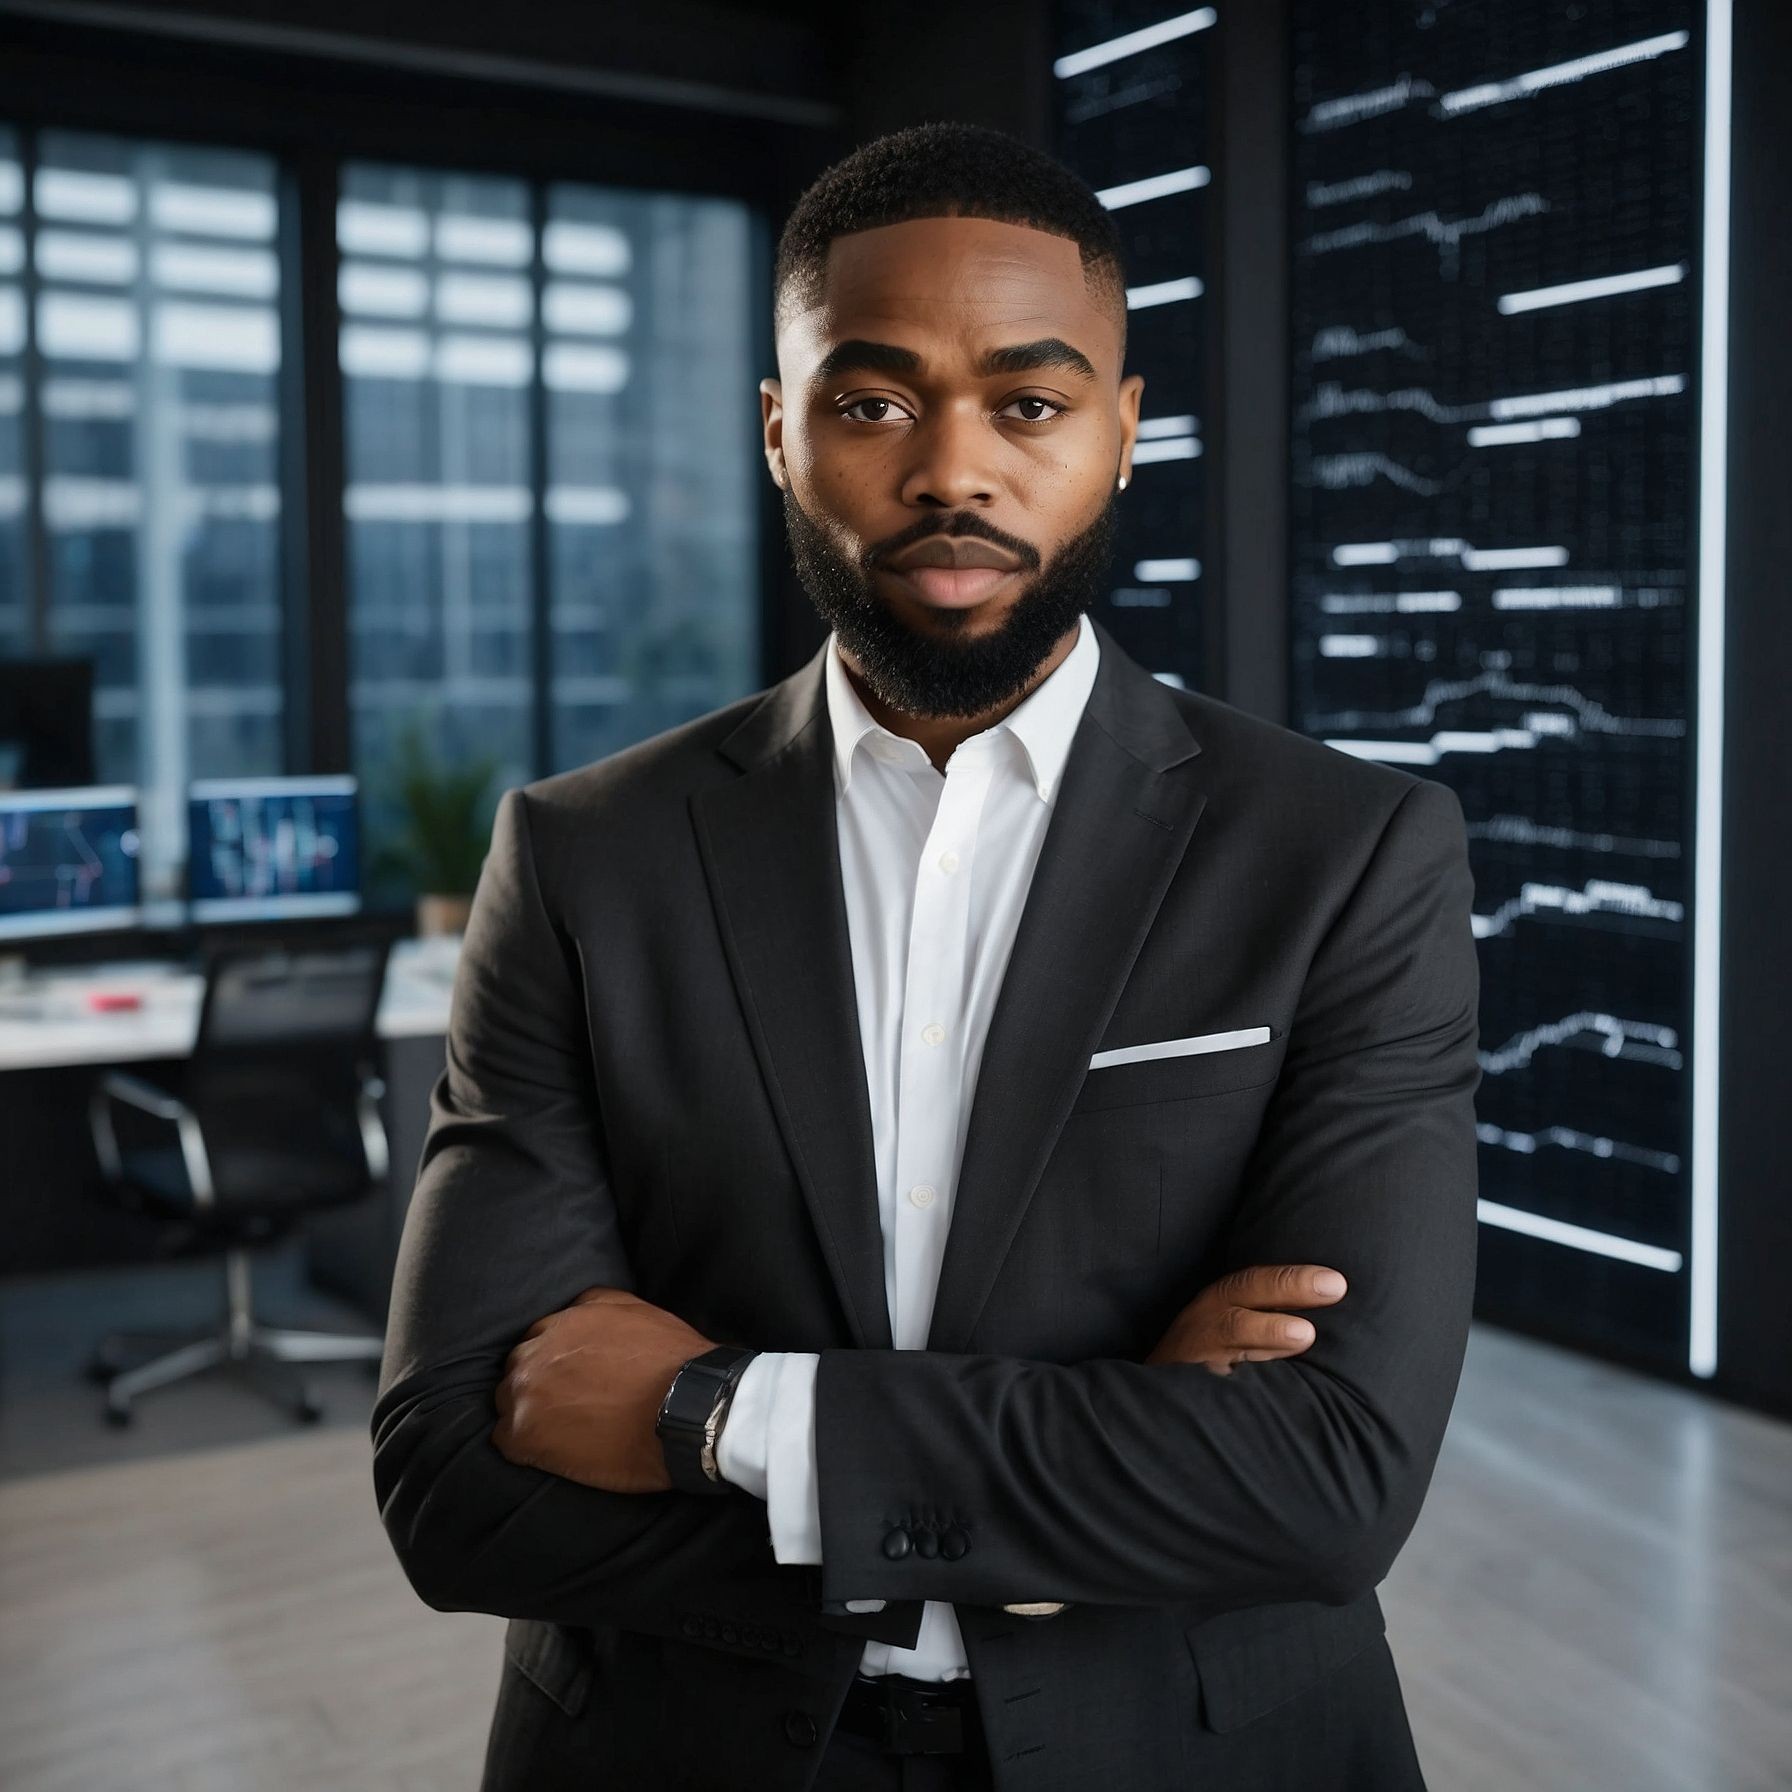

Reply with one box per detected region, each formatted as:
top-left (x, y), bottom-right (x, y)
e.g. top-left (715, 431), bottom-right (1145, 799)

top-left (715, 608), bottom-right (1102, 1681)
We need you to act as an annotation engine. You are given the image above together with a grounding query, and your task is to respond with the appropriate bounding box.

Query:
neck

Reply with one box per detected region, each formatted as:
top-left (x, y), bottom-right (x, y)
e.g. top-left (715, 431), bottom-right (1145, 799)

top-left (839, 621), bottom-right (1080, 774)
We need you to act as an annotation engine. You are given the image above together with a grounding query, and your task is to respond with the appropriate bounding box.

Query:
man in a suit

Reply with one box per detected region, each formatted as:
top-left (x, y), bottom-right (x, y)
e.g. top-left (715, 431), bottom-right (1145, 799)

top-left (372, 122), bottom-right (1481, 1791)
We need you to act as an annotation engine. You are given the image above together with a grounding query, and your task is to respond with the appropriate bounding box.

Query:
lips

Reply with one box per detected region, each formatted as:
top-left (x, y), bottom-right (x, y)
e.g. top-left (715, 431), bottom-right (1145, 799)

top-left (894, 565), bottom-right (1018, 606)
top-left (883, 536), bottom-right (1023, 573)
top-left (880, 533), bottom-right (1026, 607)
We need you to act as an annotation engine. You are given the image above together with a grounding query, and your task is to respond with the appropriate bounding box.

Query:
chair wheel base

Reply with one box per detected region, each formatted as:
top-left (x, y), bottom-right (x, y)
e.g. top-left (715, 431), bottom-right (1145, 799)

top-left (104, 1403), bottom-right (134, 1427)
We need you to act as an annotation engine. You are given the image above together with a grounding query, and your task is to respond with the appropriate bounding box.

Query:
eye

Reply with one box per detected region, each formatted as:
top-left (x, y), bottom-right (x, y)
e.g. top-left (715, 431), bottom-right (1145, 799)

top-left (839, 396), bottom-right (915, 425)
top-left (997, 395), bottom-right (1066, 424)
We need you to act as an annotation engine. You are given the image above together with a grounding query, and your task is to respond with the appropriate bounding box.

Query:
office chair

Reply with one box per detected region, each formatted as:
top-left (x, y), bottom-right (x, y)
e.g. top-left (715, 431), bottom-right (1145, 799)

top-left (85, 934), bottom-right (395, 1426)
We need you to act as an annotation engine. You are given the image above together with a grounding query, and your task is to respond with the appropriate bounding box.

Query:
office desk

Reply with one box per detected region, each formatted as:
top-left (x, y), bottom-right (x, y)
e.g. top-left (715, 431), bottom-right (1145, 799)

top-left (0, 937), bottom-right (459, 1318)
top-left (0, 936), bottom-right (458, 1070)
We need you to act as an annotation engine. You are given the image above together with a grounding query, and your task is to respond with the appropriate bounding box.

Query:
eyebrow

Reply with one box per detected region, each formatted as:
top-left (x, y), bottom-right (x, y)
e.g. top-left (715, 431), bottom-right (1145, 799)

top-left (811, 336), bottom-right (1099, 386)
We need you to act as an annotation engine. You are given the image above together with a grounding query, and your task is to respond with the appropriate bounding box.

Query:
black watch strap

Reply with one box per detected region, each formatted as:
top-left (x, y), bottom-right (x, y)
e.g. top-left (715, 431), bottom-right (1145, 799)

top-left (655, 1344), bottom-right (759, 1495)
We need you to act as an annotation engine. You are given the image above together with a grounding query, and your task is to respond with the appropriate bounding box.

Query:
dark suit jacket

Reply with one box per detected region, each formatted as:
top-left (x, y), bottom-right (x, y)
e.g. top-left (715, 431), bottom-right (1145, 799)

top-left (372, 615), bottom-right (1482, 1792)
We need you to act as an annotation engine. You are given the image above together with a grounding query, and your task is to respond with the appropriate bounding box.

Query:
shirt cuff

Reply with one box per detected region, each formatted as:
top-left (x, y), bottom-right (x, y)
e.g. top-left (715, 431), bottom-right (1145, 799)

top-left (716, 1351), bottom-right (827, 1570)
top-left (713, 1351), bottom-right (774, 1500)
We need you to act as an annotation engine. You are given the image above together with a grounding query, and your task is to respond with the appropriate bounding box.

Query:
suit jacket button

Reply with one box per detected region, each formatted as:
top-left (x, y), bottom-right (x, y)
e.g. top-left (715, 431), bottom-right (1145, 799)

top-left (881, 1525), bottom-right (913, 1560)
top-left (783, 1710), bottom-right (819, 1748)
top-left (912, 1524), bottom-right (939, 1558)
top-left (939, 1526), bottom-right (970, 1559)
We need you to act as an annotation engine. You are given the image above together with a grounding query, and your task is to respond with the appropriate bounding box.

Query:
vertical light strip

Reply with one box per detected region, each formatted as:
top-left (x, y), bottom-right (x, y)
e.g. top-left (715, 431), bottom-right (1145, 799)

top-left (1689, 0), bottom-right (1731, 1379)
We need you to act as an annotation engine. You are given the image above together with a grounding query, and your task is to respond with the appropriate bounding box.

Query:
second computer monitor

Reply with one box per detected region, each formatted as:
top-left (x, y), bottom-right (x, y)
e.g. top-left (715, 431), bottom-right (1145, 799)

top-left (188, 775), bottom-right (361, 924)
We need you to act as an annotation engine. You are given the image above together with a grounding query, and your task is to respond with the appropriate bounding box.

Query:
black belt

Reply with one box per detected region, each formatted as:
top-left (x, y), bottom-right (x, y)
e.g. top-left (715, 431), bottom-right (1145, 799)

top-left (836, 1670), bottom-right (983, 1756)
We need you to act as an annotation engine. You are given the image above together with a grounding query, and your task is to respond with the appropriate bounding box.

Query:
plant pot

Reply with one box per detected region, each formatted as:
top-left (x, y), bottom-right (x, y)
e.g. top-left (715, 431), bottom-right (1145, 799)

top-left (415, 893), bottom-right (474, 938)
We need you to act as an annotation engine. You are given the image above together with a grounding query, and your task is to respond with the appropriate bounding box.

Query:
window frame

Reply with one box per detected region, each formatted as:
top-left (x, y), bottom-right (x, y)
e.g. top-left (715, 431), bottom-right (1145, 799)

top-left (0, 17), bottom-right (811, 794)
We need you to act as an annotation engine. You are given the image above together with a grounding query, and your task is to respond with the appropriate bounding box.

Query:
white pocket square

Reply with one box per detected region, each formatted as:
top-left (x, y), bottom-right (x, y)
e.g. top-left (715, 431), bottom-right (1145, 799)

top-left (1089, 1026), bottom-right (1272, 1070)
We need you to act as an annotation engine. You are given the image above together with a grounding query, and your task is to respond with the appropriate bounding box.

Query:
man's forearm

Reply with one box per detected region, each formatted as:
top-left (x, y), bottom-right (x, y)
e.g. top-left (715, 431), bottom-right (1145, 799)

top-left (372, 1366), bottom-right (783, 1625)
top-left (809, 1343), bottom-right (1450, 1618)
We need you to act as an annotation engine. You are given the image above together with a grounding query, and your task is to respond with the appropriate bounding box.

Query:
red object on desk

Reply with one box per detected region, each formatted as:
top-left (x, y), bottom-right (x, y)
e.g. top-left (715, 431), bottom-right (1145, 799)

top-left (85, 991), bottom-right (143, 1013)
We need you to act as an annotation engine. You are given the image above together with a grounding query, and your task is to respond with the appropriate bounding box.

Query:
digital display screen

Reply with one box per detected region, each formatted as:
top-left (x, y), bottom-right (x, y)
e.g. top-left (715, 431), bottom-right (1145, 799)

top-left (188, 776), bottom-right (362, 923)
top-left (0, 787), bottom-right (141, 939)
top-left (1288, 1), bottom-right (1703, 1365)
top-left (1053, 1), bottom-right (1214, 687)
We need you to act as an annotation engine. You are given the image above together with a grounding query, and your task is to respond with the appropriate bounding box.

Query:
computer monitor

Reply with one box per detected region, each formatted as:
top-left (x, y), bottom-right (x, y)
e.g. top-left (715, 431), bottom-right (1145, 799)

top-left (0, 786), bottom-right (142, 940)
top-left (0, 657), bottom-right (96, 790)
top-left (187, 775), bottom-right (362, 924)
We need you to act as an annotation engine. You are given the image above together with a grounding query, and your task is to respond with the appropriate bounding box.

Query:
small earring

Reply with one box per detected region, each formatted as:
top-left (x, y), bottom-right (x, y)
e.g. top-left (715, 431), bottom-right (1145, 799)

top-left (1117, 474), bottom-right (1129, 492)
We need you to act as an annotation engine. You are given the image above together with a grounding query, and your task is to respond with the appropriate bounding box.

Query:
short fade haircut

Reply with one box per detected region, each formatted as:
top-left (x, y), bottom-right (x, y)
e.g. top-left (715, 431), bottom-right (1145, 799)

top-left (773, 120), bottom-right (1128, 350)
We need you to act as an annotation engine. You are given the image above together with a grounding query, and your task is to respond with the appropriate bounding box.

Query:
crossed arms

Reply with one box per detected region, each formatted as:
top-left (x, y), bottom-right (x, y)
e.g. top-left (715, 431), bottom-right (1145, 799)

top-left (371, 775), bottom-right (1482, 1628)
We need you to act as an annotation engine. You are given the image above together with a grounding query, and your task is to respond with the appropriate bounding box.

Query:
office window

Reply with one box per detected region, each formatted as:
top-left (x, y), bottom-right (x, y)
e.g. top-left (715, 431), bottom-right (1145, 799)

top-left (338, 165), bottom-right (536, 808)
top-left (25, 129), bottom-right (284, 895)
top-left (0, 128), bottom-right (25, 655)
top-left (544, 183), bottom-right (758, 769)
top-left (339, 163), bottom-right (762, 859)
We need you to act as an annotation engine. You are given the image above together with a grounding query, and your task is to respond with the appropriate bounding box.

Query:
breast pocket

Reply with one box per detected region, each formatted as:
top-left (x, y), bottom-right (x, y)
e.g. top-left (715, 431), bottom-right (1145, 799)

top-left (1070, 1024), bottom-right (1288, 1113)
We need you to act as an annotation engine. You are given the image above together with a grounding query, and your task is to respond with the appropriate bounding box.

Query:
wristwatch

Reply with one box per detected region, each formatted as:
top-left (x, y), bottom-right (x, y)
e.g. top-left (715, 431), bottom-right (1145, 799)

top-left (655, 1344), bottom-right (760, 1495)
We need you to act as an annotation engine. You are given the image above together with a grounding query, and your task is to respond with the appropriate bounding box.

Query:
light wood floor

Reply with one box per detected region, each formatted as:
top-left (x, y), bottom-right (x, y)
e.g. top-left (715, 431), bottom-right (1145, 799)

top-left (1, 1321), bottom-right (1788, 1792)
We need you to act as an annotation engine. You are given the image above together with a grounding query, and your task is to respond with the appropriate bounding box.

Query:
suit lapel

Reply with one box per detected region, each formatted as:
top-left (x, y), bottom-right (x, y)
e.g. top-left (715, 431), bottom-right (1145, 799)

top-left (926, 624), bottom-right (1207, 1350)
top-left (689, 618), bottom-right (1207, 1358)
top-left (690, 638), bottom-right (894, 1351)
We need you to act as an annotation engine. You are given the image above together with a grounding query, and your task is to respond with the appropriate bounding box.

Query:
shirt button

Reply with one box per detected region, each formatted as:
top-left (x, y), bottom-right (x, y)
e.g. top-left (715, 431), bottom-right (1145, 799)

top-left (921, 1022), bottom-right (945, 1046)
top-left (937, 850), bottom-right (959, 874)
top-left (908, 1184), bottom-right (936, 1209)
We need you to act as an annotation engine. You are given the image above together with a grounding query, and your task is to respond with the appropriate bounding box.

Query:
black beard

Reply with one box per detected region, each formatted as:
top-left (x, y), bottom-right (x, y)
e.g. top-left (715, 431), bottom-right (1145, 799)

top-left (781, 486), bottom-right (1117, 720)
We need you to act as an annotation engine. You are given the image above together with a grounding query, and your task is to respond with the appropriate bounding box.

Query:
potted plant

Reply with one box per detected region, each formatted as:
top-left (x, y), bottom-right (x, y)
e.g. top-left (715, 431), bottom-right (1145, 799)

top-left (367, 715), bottom-right (504, 937)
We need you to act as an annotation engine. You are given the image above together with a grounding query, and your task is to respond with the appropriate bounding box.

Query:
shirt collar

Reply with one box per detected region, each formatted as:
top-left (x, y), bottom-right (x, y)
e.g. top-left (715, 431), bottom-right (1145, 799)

top-left (824, 609), bottom-right (1100, 804)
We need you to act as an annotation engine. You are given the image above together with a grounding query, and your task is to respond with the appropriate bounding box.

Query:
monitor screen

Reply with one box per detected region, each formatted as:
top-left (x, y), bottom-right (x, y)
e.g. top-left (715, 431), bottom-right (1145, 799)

top-left (187, 776), bottom-right (361, 924)
top-left (0, 786), bottom-right (142, 940)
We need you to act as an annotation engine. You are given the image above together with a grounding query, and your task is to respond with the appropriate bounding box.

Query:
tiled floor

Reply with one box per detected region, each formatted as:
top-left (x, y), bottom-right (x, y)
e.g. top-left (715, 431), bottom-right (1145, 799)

top-left (0, 1242), bottom-right (382, 1480)
top-left (1, 1296), bottom-right (1789, 1791)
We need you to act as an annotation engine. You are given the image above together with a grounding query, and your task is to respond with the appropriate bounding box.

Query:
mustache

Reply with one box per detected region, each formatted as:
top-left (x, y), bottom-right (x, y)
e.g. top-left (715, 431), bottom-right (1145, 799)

top-left (864, 511), bottom-right (1041, 574)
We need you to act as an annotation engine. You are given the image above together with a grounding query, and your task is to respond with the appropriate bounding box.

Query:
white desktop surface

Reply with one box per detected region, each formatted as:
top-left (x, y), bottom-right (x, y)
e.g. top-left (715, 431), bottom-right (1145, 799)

top-left (0, 935), bottom-right (460, 1073)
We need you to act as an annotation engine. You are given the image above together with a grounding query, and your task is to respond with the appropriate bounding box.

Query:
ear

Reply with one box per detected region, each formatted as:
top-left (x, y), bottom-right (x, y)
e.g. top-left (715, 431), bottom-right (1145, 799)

top-left (761, 377), bottom-right (787, 490)
top-left (1116, 371), bottom-right (1145, 486)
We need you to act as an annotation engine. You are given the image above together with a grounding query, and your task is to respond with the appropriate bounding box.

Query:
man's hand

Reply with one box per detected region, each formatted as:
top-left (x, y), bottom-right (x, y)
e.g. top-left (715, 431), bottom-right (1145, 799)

top-left (1145, 1264), bottom-right (1348, 1374)
top-left (492, 1287), bottom-right (717, 1494)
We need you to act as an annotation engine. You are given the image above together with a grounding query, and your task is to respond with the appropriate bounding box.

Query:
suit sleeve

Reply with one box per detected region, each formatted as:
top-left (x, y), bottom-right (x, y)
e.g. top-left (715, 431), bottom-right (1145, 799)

top-left (810, 775), bottom-right (1483, 1617)
top-left (370, 785), bottom-right (780, 1626)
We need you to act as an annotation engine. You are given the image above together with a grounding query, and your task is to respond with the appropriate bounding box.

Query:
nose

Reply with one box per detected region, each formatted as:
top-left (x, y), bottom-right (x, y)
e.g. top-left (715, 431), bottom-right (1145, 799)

top-left (898, 402), bottom-right (998, 509)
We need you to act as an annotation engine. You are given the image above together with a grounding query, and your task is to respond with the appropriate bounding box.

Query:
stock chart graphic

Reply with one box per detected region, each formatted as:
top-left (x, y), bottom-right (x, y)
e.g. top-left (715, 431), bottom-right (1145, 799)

top-left (1288, 2), bottom-right (1711, 1370)
top-left (187, 777), bottom-right (361, 923)
top-left (1053, 3), bottom-right (1215, 689)
top-left (0, 789), bottom-right (141, 939)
